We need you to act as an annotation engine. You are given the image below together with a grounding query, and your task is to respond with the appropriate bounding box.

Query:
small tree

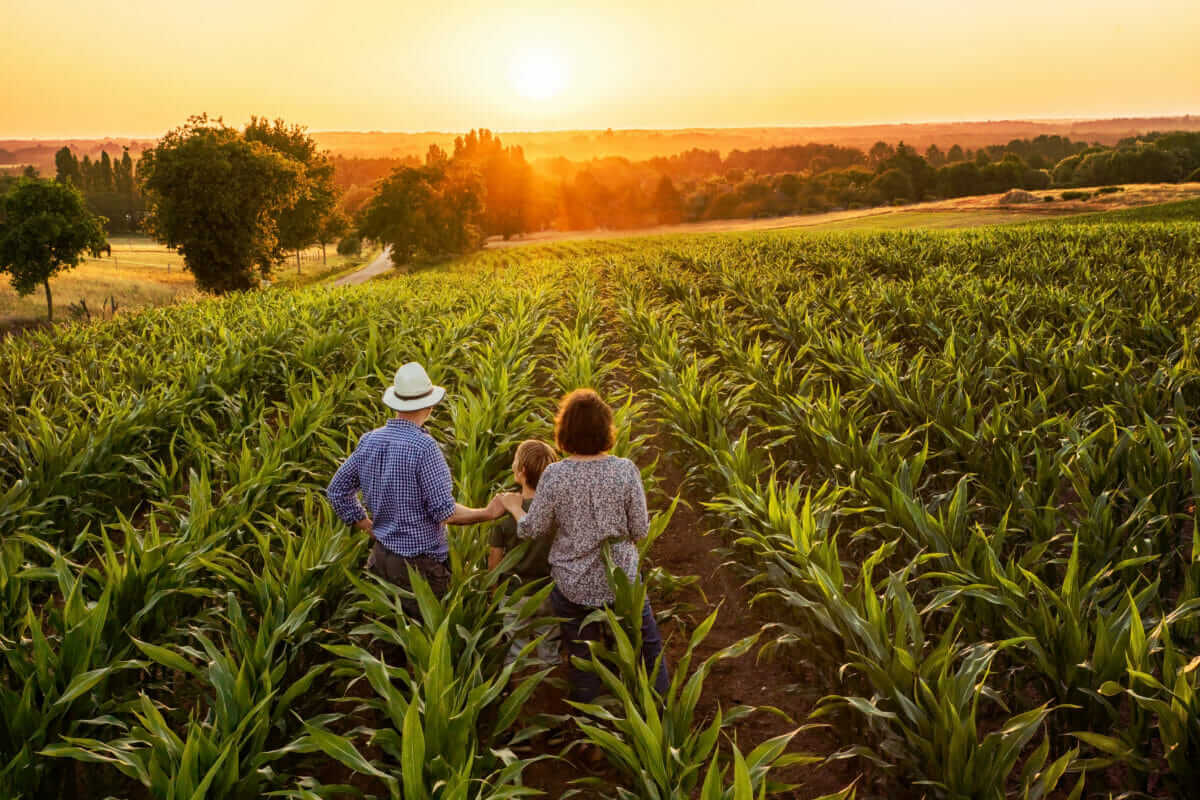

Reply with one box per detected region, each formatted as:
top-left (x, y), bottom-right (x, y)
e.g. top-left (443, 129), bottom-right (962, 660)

top-left (0, 178), bottom-right (106, 320)
top-left (653, 175), bottom-right (684, 224)
top-left (139, 115), bottom-right (302, 292)
top-left (54, 147), bottom-right (81, 186)
top-left (244, 117), bottom-right (337, 271)
top-left (318, 212), bottom-right (348, 265)
top-left (869, 168), bottom-right (914, 204)
top-left (336, 233), bottom-right (361, 256)
top-left (360, 162), bottom-right (482, 266)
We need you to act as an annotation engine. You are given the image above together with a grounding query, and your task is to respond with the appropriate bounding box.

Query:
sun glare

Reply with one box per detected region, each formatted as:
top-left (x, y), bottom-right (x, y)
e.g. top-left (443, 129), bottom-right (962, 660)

top-left (508, 48), bottom-right (568, 101)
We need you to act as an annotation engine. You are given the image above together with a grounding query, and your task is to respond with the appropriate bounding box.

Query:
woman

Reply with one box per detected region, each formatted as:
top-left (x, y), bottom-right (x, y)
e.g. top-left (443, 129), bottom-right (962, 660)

top-left (498, 389), bottom-right (670, 702)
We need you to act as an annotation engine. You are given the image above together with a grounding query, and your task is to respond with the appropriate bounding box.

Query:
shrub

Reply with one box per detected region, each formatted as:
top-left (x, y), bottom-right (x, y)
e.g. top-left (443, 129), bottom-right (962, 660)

top-left (336, 235), bottom-right (362, 256)
top-left (1062, 190), bottom-right (1092, 201)
top-left (1096, 186), bottom-right (1124, 195)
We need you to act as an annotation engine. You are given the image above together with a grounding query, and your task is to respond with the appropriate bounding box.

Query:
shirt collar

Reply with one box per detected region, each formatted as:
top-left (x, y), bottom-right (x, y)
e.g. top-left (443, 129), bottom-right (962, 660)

top-left (386, 418), bottom-right (421, 430)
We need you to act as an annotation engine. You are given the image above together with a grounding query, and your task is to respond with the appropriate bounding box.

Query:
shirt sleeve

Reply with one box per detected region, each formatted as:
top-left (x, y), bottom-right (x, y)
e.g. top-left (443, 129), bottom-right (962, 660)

top-left (517, 470), bottom-right (556, 540)
top-left (327, 436), bottom-right (368, 524)
top-left (417, 440), bottom-right (456, 524)
top-left (490, 515), bottom-right (517, 549)
top-left (625, 461), bottom-right (650, 541)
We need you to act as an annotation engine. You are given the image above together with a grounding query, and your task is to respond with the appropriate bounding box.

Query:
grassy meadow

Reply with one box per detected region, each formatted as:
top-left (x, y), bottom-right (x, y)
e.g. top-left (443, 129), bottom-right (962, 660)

top-left (0, 237), bottom-right (377, 327)
top-left (2, 206), bottom-right (1200, 798)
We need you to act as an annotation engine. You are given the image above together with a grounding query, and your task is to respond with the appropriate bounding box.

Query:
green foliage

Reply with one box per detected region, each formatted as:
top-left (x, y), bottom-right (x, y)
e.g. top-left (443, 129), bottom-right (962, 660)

top-left (3, 218), bottom-right (1200, 800)
top-left (571, 606), bottom-right (810, 799)
top-left (335, 233), bottom-right (361, 256)
top-left (244, 117), bottom-right (339, 260)
top-left (139, 115), bottom-right (304, 292)
top-left (359, 161), bottom-right (484, 266)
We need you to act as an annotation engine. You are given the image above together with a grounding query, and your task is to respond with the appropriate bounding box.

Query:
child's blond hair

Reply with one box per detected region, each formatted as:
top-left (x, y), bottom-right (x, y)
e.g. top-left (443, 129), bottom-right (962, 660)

top-left (515, 439), bottom-right (557, 489)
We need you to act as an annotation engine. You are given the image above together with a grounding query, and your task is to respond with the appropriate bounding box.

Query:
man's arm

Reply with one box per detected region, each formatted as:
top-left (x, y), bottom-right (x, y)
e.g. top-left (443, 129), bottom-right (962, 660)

top-left (446, 497), bottom-right (506, 525)
top-left (416, 443), bottom-right (505, 526)
top-left (327, 442), bottom-right (368, 526)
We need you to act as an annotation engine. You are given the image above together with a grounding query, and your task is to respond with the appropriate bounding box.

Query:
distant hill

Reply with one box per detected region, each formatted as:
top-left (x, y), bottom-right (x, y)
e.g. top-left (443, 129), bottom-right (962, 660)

top-left (0, 137), bottom-right (155, 174)
top-left (4, 115), bottom-right (1199, 174)
top-left (308, 116), bottom-right (1200, 163)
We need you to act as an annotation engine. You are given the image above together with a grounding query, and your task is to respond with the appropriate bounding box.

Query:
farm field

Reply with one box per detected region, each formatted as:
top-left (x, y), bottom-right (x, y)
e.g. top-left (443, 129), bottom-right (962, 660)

top-left (486, 182), bottom-right (1200, 248)
top-left (3, 215), bottom-right (1200, 798)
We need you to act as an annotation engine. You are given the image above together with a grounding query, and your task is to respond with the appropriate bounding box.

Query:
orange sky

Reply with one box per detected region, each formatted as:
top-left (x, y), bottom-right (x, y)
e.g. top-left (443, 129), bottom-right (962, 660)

top-left (4, 0), bottom-right (1199, 138)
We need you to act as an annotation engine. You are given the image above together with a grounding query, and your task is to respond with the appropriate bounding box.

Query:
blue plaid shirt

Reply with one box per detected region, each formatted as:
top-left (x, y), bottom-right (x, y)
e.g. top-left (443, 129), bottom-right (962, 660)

top-left (326, 418), bottom-right (456, 560)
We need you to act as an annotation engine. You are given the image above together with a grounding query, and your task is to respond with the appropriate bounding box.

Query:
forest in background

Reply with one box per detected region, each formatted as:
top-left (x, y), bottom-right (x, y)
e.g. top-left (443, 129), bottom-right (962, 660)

top-left (5, 118), bottom-right (1200, 245)
top-left (330, 128), bottom-right (1200, 238)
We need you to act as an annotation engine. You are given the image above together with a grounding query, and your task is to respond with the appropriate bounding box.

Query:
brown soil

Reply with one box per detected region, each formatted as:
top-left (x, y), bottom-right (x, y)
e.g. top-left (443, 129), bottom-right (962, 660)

top-left (520, 445), bottom-right (857, 798)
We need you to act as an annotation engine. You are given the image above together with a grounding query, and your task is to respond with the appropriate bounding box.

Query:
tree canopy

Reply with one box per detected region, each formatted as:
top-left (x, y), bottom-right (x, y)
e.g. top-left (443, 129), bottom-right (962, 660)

top-left (244, 117), bottom-right (338, 264)
top-left (0, 177), bottom-right (107, 320)
top-left (139, 115), bottom-right (303, 292)
top-left (359, 157), bottom-right (483, 266)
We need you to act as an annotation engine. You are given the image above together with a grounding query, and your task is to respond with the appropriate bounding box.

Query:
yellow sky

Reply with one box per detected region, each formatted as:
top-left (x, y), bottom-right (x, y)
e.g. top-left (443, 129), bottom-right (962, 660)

top-left (3, 0), bottom-right (1199, 138)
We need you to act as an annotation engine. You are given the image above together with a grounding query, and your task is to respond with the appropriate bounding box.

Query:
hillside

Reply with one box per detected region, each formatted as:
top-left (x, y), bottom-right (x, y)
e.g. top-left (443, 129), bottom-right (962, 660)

top-left (5, 114), bottom-right (1200, 173)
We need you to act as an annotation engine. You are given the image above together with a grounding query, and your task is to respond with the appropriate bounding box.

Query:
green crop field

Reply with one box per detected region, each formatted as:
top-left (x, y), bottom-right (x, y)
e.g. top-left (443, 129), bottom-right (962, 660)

top-left (3, 216), bottom-right (1200, 798)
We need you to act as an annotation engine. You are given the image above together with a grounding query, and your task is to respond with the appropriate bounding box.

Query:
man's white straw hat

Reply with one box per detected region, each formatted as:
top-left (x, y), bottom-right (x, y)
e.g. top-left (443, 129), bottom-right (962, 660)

top-left (383, 362), bottom-right (446, 412)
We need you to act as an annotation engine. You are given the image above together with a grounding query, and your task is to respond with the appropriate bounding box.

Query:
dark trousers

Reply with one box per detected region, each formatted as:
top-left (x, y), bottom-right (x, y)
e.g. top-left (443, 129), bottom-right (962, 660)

top-left (366, 541), bottom-right (450, 619)
top-left (550, 585), bottom-right (670, 703)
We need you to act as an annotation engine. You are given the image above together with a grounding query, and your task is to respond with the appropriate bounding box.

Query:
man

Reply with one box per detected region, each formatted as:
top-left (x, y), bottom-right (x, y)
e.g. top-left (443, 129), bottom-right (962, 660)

top-left (327, 361), bottom-right (502, 611)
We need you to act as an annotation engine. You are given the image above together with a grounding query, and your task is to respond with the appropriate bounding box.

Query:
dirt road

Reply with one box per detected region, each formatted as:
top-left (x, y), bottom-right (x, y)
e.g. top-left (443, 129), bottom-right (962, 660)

top-left (333, 246), bottom-right (393, 286)
top-left (333, 183), bottom-right (1200, 284)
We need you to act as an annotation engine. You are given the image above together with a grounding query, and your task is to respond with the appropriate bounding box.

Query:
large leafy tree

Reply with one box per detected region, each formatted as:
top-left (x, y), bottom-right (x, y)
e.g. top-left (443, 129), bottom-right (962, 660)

top-left (0, 177), bottom-right (107, 320)
top-left (139, 115), bottom-right (302, 292)
top-left (244, 117), bottom-right (337, 272)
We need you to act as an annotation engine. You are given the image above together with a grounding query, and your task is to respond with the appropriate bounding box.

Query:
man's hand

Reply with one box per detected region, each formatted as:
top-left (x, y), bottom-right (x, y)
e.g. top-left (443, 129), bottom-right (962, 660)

top-left (497, 492), bottom-right (525, 516)
top-left (484, 494), bottom-right (507, 520)
top-left (354, 517), bottom-right (374, 535)
top-left (446, 500), bottom-right (506, 525)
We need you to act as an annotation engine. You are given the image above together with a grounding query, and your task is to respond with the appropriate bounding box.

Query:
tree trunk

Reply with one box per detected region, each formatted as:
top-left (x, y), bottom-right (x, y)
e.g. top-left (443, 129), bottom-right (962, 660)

top-left (44, 280), bottom-right (53, 322)
top-left (321, 242), bottom-right (327, 265)
top-left (296, 250), bottom-right (301, 275)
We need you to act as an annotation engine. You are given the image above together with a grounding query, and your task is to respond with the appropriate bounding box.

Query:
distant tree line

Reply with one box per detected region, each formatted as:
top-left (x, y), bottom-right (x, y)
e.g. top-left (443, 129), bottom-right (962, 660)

top-left (337, 130), bottom-right (1200, 239)
top-left (53, 146), bottom-right (144, 233)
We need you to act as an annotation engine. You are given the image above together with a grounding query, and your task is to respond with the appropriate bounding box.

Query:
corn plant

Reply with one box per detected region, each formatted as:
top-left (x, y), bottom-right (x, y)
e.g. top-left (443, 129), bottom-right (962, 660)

top-left (1, 556), bottom-right (139, 798)
top-left (300, 569), bottom-right (553, 798)
top-left (571, 603), bottom-right (817, 799)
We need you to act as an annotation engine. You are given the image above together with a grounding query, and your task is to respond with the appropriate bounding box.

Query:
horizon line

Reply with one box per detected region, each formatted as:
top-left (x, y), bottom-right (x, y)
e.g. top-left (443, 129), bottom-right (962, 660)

top-left (4, 111), bottom-right (1198, 144)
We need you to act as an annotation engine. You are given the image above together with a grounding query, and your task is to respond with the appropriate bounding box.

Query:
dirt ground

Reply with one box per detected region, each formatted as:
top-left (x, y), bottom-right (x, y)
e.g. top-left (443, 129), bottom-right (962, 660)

top-left (520, 447), bottom-right (860, 798)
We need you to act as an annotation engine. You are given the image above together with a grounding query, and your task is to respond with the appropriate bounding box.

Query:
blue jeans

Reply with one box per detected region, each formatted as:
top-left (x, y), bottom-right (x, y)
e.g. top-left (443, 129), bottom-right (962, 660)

top-left (550, 585), bottom-right (670, 703)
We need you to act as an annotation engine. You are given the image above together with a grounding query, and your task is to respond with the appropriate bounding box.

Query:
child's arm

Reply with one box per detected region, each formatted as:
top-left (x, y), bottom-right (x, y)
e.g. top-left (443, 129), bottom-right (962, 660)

top-left (488, 547), bottom-right (505, 569)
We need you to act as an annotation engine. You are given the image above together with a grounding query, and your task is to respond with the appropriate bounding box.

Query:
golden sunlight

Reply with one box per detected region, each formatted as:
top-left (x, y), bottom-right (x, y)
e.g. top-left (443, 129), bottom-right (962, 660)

top-left (508, 47), bottom-right (568, 101)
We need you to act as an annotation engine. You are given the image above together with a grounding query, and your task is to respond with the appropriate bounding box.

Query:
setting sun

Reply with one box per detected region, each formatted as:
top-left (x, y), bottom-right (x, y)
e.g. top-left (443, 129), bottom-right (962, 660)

top-left (508, 48), bottom-right (568, 102)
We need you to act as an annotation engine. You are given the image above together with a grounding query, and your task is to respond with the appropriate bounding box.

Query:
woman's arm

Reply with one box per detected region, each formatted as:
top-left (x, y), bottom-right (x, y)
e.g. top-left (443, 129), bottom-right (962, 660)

top-left (514, 477), bottom-right (556, 539)
top-left (626, 463), bottom-right (650, 541)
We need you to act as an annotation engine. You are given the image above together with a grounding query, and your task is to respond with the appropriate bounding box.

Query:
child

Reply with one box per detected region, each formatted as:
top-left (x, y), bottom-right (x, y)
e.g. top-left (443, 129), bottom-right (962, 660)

top-left (490, 439), bottom-right (559, 661)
